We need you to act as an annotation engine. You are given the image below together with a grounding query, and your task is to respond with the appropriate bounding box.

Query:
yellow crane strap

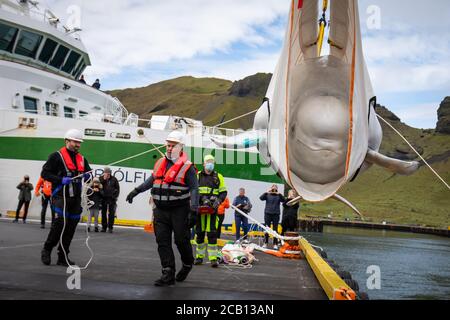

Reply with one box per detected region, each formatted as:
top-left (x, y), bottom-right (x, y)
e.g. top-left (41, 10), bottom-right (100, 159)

top-left (317, 0), bottom-right (328, 56)
top-left (317, 19), bottom-right (326, 56)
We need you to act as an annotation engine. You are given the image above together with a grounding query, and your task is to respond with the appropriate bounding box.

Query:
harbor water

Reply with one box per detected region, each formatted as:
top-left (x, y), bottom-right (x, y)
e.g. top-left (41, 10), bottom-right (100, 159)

top-left (304, 226), bottom-right (450, 300)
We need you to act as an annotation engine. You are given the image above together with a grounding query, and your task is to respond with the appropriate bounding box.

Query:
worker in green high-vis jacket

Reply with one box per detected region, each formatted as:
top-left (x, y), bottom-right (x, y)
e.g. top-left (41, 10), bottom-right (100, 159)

top-left (195, 155), bottom-right (227, 268)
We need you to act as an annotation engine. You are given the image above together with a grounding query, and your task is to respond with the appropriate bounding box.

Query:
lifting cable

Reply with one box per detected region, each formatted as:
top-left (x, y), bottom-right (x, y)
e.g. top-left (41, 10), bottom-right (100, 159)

top-left (376, 114), bottom-right (450, 191)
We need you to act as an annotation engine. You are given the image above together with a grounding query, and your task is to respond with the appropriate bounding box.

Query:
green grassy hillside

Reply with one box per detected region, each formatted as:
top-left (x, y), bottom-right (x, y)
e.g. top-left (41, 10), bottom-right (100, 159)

top-left (108, 74), bottom-right (271, 129)
top-left (109, 76), bottom-right (450, 228)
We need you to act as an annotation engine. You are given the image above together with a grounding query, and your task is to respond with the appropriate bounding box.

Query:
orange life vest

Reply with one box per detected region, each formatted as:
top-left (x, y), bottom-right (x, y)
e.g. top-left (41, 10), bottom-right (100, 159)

top-left (35, 176), bottom-right (52, 197)
top-left (151, 153), bottom-right (194, 208)
top-left (58, 147), bottom-right (85, 173)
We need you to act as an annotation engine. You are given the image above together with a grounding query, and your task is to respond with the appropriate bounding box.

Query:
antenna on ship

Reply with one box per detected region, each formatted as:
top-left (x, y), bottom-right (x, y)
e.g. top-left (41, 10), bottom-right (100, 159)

top-left (45, 8), bottom-right (60, 27)
top-left (64, 26), bottom-right (82, 35)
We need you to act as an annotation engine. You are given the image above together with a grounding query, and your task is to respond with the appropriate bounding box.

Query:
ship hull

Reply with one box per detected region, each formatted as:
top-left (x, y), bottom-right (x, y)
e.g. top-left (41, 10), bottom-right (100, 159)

top-left (0, 110), bottom-right (283, 226)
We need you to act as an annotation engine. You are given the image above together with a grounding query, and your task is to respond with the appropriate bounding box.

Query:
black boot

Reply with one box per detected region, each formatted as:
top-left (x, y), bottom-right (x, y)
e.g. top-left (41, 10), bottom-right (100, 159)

top-left (211, 259), bottom-right (219, 268)
top-left (154, 268), bottom-right (175, 287)
top-left (194, 258), bottom-right (203, 265)
top-left (41, 249), bottom-right (51, 266)
top-left (175, 264), bottom-right (193, 282)
top-left (56, 255), bottom-right (76, 267)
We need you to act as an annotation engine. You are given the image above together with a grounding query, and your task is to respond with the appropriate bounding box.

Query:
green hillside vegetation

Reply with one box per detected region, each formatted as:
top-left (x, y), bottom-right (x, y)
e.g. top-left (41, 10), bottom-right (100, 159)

top-left (108, 74), bottom-right (272, 129)
top-left (109, 76), bottom-right (450, 228)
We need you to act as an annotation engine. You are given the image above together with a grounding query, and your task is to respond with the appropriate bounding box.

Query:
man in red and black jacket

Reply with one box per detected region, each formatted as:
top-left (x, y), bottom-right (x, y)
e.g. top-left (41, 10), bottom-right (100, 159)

top-left (40, 129), bottom-right (92, 267)
top-left (126, 131), bottom-right (199, 287)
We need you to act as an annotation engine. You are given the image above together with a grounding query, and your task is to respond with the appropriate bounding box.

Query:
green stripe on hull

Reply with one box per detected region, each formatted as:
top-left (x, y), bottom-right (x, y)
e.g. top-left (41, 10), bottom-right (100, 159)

top-left (0, 137), bottom-right (282, 183)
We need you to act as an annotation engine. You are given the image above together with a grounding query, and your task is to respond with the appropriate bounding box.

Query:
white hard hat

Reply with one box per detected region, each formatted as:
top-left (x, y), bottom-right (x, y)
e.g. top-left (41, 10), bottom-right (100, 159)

top-left (64, 129), bottom-right (84, 142)
top-left (166, 131), bottom-right (185, 145)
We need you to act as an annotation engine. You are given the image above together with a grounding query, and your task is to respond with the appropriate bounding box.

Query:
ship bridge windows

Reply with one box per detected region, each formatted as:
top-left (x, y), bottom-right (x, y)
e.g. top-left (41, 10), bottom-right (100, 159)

top-left (50, 45), bottom-right (69, 69)
top-left (72, 60), bottom-right (86, 78)
top-left (23, 97), bottom-right (38, 114)
top-left (15, 30), bottom-right (43, 58)
top-left (45, 102), bottom-right (59, 117)
top-left (38, 38), bottom-right (58, 64)
top-left (0, 21), bottom-right (88, 79)
top-left (62, 51), bottom-right (81, 74)
top-left (0, 23), bottom-right (18, 52)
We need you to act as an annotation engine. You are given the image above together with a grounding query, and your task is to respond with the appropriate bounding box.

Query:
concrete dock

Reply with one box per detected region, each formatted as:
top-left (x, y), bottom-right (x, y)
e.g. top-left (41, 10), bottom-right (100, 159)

top-left (0, 219), bottom-right (326, 300)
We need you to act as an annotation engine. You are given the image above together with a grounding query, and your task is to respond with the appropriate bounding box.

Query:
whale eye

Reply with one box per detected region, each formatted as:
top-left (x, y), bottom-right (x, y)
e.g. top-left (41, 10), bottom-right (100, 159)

top-left (290, 124), bottom-right (296, 136)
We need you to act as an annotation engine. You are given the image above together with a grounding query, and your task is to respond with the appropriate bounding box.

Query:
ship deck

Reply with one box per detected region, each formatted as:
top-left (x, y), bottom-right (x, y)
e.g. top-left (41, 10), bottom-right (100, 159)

top-left (0, 219), bottom-right (326, 300)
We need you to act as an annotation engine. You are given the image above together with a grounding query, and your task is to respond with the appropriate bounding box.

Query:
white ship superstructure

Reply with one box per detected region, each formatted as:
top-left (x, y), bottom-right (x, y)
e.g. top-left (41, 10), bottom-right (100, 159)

top-left (0, 0), bottom-right (282, 226)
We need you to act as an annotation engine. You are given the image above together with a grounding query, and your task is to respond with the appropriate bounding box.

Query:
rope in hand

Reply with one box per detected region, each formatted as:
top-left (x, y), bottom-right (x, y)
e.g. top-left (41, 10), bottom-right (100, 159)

top-left (58, 143), bottom-right (167, 270)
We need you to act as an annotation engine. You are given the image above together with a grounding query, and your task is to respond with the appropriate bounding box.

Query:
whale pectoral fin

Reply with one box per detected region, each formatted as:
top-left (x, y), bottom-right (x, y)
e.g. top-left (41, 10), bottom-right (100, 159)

top-left (210, 130), bottom-right (263, 150)
top-left (332, 194), bottom-right (364, 220)
top-left (365, 149), bottom-right (420, 176)
top-left (286, 195), bottom-right (303, 207)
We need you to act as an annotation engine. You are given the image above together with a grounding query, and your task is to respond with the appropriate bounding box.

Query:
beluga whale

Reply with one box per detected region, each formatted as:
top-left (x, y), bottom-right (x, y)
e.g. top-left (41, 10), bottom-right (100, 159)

top-left (211, 0), bottom-right (420, 217)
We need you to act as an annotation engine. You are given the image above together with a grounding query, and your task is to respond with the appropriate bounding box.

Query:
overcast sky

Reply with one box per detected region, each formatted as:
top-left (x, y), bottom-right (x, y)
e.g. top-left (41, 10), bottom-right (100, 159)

top-left (45, 0), bottom-right (450, 129)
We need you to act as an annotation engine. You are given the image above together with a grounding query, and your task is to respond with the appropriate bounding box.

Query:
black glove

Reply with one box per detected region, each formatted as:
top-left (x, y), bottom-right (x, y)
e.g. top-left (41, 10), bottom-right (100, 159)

top-left (126, 189), bottom-right (139, 204)
top-left (188, 209), bottom-right (197, 228)
top-left (212, 199), bottom-right (221, 210)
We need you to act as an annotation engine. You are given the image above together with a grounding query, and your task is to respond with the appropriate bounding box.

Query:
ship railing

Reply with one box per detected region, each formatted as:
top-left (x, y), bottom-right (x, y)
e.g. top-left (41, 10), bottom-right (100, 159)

top-left (124, 113), bottom-right (139, 127)
top-left (2, 109), bottom-right (241, 139)
top-left (104, 97), bottom-right (129, 125)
